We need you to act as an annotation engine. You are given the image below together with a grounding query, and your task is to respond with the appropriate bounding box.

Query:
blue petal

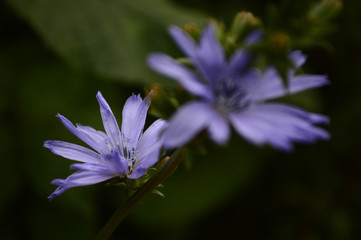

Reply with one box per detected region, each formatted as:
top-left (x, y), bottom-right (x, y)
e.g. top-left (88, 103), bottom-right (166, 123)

top-left (57, 114), bottom-right (104, 153)
top-left (70, 163), bottom-right (113, 174)
top-left (127, 167), bottom-right (147, 180)
top-left (196, 24), bottom-right (226, 84)
top-left (48, 185), bottom-right (70, 200)
top-left (262, 103), bottom-right (330, 124)
top-left (163, 101), bottom-right (216, 149)
top-left (44, 140), bottom-right (100, 164)
top-left (137, 119), bottom-right (167, 159)
top-left (101, 149), bottom-right (128, 175)
top-left (289, 74), bottom-right (329, 94)
top-left (169, 25), bottom-right (197, 58)
top-left (227, 49), bottom-right (251, 76)
top-left (229, 103), bottom-right (329, 151)
top-left (121, 93), bottom-right (151, 142)
top-left (48, 171), bottom-right (114, 199)
top-left (244, 67), bottom-right (286, 102)
top-left (76, 124), bottom-right (111, 153)
top-left (244, 29), bottom-right (263, 46)
top-left (129, 120), bottom-right (167, 179)
top-left (169, 24), bottom-right (226, 85)
top-left (147, 53), bottom-right (214, 100)
top-left (245, 67), bottom-right (329, 102)
top-left (96, 92), bottom-right (121, 148)
top-left (207, 113), bottom-right (230, 145)
top-left (128, 151), bottom-right (159, 179)
top-left (289, 50), bottom-right (307, 68)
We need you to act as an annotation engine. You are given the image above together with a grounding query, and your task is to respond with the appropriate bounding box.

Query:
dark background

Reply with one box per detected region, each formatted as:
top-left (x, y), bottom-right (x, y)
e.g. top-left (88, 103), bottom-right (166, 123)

top-left (1, 0), bottom-right (360, 239)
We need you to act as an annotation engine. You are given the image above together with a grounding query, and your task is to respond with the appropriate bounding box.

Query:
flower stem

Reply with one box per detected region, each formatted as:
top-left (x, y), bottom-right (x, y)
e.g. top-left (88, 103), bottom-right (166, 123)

top-left (95, 148), bottom-right (183, 240)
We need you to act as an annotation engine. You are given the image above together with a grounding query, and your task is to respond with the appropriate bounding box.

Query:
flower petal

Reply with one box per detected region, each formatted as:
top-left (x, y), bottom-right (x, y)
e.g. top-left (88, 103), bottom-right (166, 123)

top-left (289, 50), bottom-right (307, 68)
top-left (207, 114), bottom-right (230, 145)
top-left (230, 103), bottom-right (329, 151)
top-left (169, 24), bottom-right (225, 86)
top-left (244, 29), bottom-right (263, 46)
top-left (101, 149), bottom-right (128, 175)
top-left (48, 171), bottom-right (114, 199)
top-left (246, 67), bottom-right (329, 102)
top-left (289, 74), bottom-right (329, 94)
top-left (227, 49), bottom-right (251, 76)
top-left (163, 101), bottom-right (216, 149)
top-left (44, 140), bottom-right (100, 164)
top-left (137, 119), bottom-right (167, 159)
top-left (121, 93), bottom-right (151, 142)
top-left (147, 53), bottom-right (213, 100)
top-left (76, 124), bottom-right (111, 153)
top-left (96, 92), bottom-right (121, 147)
top-left (128, 151), bottom-right (159, 179)
top-left (57, 114), bottom-right (104, 152)
top-left (260, 103), bottom-right (330, 124)
top-left (196, 24), bottom-right (225, 83)
top-left (127, 167), bottom-right (147, 180)
top-left (48, 186), bottom-right (70, 200)
top-left (169, 25), bottom-right (197, 58)
top-left (245, 67), bottom-right (286, 102)
top-left (70, 163), bottom-right (113, 174)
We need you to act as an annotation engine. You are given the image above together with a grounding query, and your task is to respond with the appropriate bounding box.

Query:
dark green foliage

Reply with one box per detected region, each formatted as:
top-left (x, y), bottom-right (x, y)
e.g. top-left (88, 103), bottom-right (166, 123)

top-left (1, 0), bottom-right (360, 239)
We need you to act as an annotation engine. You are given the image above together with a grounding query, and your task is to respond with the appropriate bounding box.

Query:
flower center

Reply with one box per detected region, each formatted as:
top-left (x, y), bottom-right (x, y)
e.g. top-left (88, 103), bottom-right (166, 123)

top-left (213, 78), bottom-right (250, 114)
top-left (118, 133), bottom-right (140, 174)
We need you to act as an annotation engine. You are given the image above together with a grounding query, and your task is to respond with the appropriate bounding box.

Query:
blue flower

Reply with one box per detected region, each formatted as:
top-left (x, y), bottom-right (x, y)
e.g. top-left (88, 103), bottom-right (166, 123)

top-left (44, 92), bottom-right (167, 199)
top-left (147, 25), bottom-right (329, 151)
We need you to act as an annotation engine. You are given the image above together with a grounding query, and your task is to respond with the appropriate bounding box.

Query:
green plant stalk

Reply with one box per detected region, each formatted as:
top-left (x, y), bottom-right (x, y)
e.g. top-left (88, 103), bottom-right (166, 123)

top-left (96, 148), bottom-right (183, 240)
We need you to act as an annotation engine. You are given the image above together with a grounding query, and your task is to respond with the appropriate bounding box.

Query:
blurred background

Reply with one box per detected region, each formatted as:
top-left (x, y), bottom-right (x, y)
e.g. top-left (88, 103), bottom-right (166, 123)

top-left (1, 0), bottom-right (360, 239)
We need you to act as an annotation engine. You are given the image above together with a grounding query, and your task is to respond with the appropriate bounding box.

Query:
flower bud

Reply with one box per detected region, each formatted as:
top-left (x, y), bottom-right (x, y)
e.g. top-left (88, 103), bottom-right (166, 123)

top-left (230, 11), bottom-right (261, 40)
top-left (309, 0), bottom-right (343, 22)
top-left (183, 23), bottom-right (200, 40)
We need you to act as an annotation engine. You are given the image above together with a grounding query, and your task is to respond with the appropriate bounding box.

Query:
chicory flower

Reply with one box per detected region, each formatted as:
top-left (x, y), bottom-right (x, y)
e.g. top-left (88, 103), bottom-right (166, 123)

top-left (44, 92), bottom-right (167, 199)
top-left (147, 25), bottom-right (329, 151)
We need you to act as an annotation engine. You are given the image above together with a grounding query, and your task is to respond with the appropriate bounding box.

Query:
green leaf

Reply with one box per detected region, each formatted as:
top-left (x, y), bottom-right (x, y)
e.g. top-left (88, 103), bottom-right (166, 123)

top-left (7, 0), bottom-right (205, 86)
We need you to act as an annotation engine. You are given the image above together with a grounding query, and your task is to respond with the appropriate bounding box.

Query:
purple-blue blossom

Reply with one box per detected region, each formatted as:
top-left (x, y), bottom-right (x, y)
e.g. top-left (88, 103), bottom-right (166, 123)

top-left (147, 24), bottom-right (329, 151)
top-left (44, 92), bottom-right (167, 199)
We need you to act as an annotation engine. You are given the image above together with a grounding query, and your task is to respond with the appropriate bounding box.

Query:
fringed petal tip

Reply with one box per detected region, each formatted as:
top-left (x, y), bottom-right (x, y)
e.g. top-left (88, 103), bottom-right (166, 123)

top-left (230, 103), bottom-right (330, 152)
top-left (129, 92), bottom-right (154, 105)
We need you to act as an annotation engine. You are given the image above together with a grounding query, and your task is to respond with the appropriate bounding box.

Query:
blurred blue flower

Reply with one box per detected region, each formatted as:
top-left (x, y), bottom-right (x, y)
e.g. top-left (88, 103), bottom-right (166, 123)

top-left (148, 25), bottom-right (329, 151)
top-left (44, 92), bottom-right (167, 199)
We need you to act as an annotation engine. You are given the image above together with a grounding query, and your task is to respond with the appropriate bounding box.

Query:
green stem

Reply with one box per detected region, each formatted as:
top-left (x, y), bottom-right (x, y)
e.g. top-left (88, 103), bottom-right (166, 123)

top-left (95, 148), bottom-right (183, 240)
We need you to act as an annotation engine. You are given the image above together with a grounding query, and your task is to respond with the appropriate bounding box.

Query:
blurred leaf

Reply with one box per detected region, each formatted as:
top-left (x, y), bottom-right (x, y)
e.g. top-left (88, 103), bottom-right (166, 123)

top-left (7, 0), bottom-right (205, 86)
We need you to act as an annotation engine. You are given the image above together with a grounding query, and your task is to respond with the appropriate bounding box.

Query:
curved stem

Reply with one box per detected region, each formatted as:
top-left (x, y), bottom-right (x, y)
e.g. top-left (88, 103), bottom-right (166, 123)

top-left (96, 148), bottom-right (183, 240)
